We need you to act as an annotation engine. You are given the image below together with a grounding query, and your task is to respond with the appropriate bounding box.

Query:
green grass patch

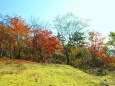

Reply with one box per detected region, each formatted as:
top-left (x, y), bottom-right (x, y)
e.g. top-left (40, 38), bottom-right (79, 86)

top-left (0, 60), bottom-right (115, 86)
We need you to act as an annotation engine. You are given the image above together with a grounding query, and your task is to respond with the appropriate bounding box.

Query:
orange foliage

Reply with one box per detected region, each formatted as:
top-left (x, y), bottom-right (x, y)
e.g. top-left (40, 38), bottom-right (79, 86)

top-left (31, 29), bottom-right (62, 62)
top-left (32, 30), bottom-right (61, 54)
top-left (10, 17), bottom-right (30, 37)
top-left (86, 31), bottom-right (112, 67)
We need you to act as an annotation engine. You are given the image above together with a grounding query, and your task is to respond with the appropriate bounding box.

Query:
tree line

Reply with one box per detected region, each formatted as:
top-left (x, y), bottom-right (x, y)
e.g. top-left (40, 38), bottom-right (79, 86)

top-left (0, 13), bottom-right (115, 69)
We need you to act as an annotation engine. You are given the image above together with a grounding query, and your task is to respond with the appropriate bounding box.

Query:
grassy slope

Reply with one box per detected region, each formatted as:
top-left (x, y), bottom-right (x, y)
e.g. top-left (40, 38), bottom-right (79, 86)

top-left (0, 59), bottom-right (115, 86)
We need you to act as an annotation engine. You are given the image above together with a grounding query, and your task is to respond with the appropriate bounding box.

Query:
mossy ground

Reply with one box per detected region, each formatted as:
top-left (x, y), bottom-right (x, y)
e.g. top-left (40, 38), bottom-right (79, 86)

top-left (0, 59), bottom-right (115, 86)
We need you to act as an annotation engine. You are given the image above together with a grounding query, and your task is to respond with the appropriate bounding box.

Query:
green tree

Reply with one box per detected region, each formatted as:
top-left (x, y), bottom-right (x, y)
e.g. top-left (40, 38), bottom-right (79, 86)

top-left (107, 32), bottom-right (115, 56)
top-left (70, 31), bottom-right (86, 46)
top-left (54, 13), bottom-right (88, 64)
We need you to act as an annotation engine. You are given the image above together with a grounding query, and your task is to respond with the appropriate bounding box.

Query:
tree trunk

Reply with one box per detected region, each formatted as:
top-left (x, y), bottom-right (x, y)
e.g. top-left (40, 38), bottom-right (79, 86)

top-left (17, 49), bottom-right (21, 59)
top-left (0, 50), bottom-right (3, 58)
top-left (66, 56), bottom-right (70, 65)
top-left (13, 46), bottom-right (16, 59)
top-left (66, 53), bottom-right (70, 65)
top-left (0, 43), bottom-right (3, 58)
top-left (65, 46), bottom-right (70, 65)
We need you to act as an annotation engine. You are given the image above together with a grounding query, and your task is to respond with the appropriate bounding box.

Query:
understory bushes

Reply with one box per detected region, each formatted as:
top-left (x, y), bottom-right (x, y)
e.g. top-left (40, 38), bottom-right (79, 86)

top-left (69, 46), bottom-right (115, 75)
top-left (50, 51), bottom-right (65, 64)
top-left (69, 47), bottom-right (92, 68)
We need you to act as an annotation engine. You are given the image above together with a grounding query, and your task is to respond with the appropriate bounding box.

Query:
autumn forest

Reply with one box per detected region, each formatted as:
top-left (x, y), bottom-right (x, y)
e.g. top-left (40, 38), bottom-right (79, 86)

top-left (0, 13), bottom-right (115, 69)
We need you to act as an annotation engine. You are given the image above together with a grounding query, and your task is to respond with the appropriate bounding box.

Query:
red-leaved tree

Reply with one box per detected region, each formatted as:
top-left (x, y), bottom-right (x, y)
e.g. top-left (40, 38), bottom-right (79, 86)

top-left (31, 29), bottom-right (61, 62)
top-left (87, 31), bottom-right (106, 66)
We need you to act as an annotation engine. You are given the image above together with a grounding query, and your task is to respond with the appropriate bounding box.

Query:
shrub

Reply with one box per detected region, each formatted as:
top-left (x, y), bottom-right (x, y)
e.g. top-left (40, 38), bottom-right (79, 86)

top-left (97, 68), bottom-right (108, 76)
top-left (50, 51), bottom-right (65, 64)
top-left (97, 56), bottom-right (115, 70)
top-left (106, 62), bottom-right (115, 71)
top-left (69, 47), bottom-right (91, 68)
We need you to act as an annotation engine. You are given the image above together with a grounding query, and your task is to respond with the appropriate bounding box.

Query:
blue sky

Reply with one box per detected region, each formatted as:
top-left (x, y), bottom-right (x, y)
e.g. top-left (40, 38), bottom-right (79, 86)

top-left (0, 0), bottom-right (115, 37)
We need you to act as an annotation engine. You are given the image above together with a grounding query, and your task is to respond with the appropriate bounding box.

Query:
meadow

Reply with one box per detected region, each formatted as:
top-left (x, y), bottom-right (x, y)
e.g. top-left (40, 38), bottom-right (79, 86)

top-left (0, 59), bottom-right (115, 86)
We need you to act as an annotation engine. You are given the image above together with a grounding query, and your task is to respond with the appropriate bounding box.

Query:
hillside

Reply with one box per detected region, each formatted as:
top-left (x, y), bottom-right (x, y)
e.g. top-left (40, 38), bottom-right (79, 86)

top-left (0, 59), bottom-right (115, 86)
